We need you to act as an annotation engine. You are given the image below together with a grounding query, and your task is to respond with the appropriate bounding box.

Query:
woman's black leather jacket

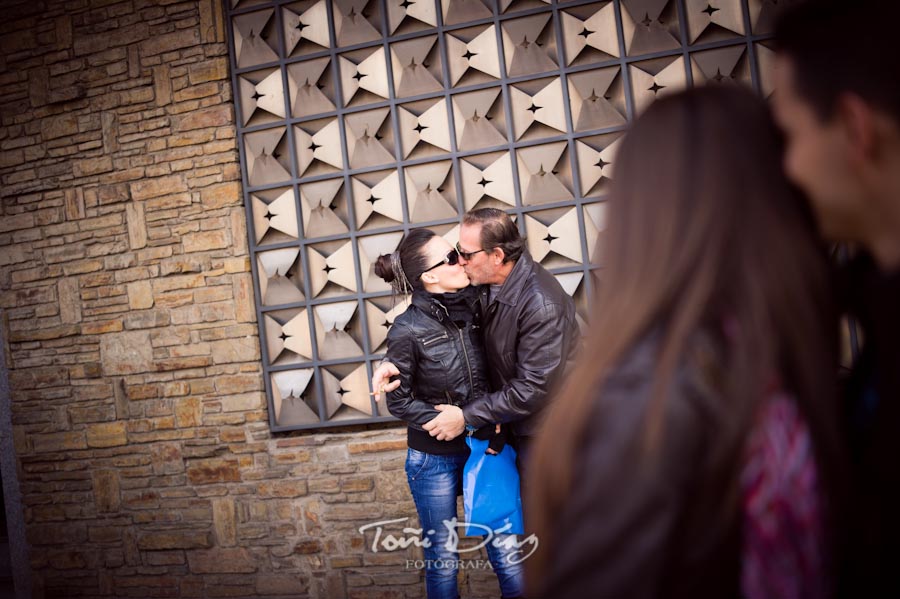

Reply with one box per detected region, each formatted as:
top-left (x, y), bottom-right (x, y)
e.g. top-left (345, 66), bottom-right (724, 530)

top-left (384, 288), bottom-right (491, 431)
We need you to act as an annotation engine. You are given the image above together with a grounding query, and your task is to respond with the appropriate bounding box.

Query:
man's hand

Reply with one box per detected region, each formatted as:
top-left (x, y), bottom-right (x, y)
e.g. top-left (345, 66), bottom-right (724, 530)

top-left (486, 424), bottom-right (501, 455)
top-left (370, 362), bottom-right (400, 400)
top-left (423, 405), bottom-right (465, 441)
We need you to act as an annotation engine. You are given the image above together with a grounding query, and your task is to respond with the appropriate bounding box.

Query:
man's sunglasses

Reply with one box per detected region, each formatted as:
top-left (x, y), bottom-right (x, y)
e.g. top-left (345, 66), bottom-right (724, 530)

top-left (422, 249), bottom-right (460, 276)
top-left (455, 242), bottom-right (486, 261)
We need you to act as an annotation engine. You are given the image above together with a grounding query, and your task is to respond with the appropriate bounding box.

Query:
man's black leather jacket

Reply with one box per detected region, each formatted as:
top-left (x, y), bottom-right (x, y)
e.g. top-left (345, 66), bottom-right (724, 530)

top-left (384, 288), bottom-right (491, 430)
top-left (462, 251), bottom-right (580, 439)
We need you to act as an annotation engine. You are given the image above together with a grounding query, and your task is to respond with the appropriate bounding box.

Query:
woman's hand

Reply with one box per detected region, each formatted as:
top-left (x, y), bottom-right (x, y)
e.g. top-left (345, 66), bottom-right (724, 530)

top-left (370, 361), bottom-right (400, 400)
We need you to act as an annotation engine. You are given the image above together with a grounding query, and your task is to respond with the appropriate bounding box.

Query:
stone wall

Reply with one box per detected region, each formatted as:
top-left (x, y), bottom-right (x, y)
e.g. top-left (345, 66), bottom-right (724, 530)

top-left (0, 1), bottom-right (501, 597)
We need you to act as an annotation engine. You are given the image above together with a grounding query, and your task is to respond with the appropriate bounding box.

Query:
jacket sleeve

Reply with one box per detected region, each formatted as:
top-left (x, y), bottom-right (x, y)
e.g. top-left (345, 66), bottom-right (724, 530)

top-left (540, 363), bottom-right (711, 598)
top-left (461, 298), bottom-right (576, 429)
top-left (384, 323), bottom-right (441, 427)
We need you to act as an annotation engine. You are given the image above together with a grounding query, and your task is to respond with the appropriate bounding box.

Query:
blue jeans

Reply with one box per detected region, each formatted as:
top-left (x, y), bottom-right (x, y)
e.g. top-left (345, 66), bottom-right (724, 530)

top-left (405, 448), bottom-right (525, 599)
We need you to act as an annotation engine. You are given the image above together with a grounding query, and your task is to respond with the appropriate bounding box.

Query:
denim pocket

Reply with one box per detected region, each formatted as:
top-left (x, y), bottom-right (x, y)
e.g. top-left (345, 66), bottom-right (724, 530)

top-left (405, 448), bottom-right (430, 481)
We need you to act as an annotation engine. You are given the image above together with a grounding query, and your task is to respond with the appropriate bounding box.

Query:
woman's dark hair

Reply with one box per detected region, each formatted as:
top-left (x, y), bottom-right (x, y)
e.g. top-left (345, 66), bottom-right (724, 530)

top-left (462, 208), bottom-right (524, 263)
top-left (527, 85), bottom-right (845, 584)
top-left (373, 228), bottom-right (436, 291)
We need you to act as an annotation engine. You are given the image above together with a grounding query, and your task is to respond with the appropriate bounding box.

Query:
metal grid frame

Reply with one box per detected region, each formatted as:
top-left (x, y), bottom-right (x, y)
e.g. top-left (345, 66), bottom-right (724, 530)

top-left (224, 0), bottom-right (777, 431)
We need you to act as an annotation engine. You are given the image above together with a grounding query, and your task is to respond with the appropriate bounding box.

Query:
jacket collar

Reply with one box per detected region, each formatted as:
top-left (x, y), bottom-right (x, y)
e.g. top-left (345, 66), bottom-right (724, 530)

top-left (490, 251), bottom-right (535, 308)
top-left (411, 289), bottom-right (449, 322)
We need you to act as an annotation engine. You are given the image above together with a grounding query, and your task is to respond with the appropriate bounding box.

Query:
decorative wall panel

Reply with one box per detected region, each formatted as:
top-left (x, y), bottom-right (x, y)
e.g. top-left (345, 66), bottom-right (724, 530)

top-left (225, 0), bottom-right (779, 430)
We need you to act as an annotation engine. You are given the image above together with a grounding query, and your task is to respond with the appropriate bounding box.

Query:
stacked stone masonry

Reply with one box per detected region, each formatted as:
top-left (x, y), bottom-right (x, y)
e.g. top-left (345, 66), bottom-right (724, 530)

top-left (0, 1), bottom-right (501, 597)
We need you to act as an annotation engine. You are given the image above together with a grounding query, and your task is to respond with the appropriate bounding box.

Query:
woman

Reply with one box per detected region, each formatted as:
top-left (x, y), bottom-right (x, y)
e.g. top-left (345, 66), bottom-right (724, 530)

top-left (374, 228), bottom-right (524, 599)
top-left (527, 86), bottom-right (846, 598)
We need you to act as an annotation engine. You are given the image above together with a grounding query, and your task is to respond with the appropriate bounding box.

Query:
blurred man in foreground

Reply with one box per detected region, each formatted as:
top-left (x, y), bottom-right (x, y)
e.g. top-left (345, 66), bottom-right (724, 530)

top-left (773, 1), bottom-right (900, 594)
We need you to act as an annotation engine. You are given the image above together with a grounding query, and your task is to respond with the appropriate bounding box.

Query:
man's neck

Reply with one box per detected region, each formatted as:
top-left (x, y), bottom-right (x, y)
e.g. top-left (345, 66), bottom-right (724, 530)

top-left (490, 260), bottom-right (516, 286)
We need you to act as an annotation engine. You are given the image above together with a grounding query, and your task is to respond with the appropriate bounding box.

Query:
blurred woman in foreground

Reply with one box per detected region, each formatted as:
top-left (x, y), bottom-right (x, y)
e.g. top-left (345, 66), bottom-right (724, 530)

top-left (527, 86), bottom-right (845, 599)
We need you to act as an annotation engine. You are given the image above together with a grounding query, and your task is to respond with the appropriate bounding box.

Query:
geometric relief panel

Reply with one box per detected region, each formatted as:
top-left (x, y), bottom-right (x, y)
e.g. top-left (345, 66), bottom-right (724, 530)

top-left (748, 0), bottom-right (802, 35)
top-left (307, 239), bottom-right (358, 298)
top-left (575, 133), bottom-right (622, 198)
top-left (568, 68), bottom-right (627, 132)
top-left (388, 0), bottom-right (437, 35)
top-left (251, 187), bottom-right (299, 246)
top-left (295, 118), bottom-right (344, 176)
top-left (264, 308), bottom-right (316, 365)
top-left (227, 0), bottom-right (772, 429)
top-left (287, 58), bottom-right (336, 118)
top-left (283, 1), bottom-right (331, 57)
top-left (345, 108), bottom-right (396, 169)
top-left (391, 36), bottom-right (444, 98)
top-left (629, 56), bottom-right (688, 114)
top-left (621, 0), bottom-right (681, 56)
top-left (245, 127), bottom-right (292, 187)
top-left (685, 0), bottom-right (744, 44)
top-left (366, 297), bottom-right (411, 353)
top-left (451, 88), bottom-right (508, 152)
top-left (272, 369), bottom-right (319, 426)
top-left (434, 222), bottom-right (464, 249)
top-left (554, 271), bottom-right (590, 331)
top-left (257, 248), bottom-right (305, 306)
top-left (442, 0), bottom-right (493, 26)
top-left (446, 25), bottom-right (501, 88)
top-left (339, 47), bottom-right (390, 107)
top-left (516, 142), bottom-right (574, 206)
top-left (499, 0), bottom-right (551, 14)
top-left (313, 300), bottom-right (365, 360)
top-left (524, 206), bottom-right (586, 268)
top-left (238, 68), bottom-right (286, 127)
top-left (560, 3), bottom-right (620, 66)
top-left (233, 9), bottom-right (279, 68)
top-left (333, 0), bottom-right (383, 47)
top-left (358, 232), bottom-right (404, 292)
top-left (583, 201), bottom-right (607, 265)
top-left (404, 161), bottom-right (459, 223)
top-left (299, 179), bottom-right (349, 238)
top-left (501, 13), bottom-right (559, 77)
top-left (691, 45), bottom-right (752, 87)
top-left (398, 98), bottom-right (452, 159)
top-left (460, 151), bottom-right (515, 212)
top-left (352, 170), bottom-right (404, 230)
top-left (321, 362), bottom-right (374, 420)
top-left (510, 77), bottom-right (567, 141)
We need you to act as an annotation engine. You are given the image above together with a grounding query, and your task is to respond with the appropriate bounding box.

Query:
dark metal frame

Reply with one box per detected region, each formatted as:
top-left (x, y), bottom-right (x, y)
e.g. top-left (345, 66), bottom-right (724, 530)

top-left (224, 0), bottom-right (773, 431)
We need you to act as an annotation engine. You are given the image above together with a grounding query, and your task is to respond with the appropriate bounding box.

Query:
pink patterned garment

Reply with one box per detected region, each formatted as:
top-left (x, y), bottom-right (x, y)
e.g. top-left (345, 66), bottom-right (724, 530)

top-left (740, 393), bottom-right (829, 599)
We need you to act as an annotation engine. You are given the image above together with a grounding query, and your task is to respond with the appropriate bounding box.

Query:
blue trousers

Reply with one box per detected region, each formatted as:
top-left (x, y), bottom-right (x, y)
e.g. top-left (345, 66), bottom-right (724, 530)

top-left (405, 448), bottom-right (525, 599)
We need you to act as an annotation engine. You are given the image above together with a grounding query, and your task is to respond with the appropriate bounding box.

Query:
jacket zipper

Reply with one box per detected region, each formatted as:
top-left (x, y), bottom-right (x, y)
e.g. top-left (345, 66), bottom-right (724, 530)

top-left (458, 327), bottom-right (475, 400)
top-left (422, 332), bottom-right (449, 346)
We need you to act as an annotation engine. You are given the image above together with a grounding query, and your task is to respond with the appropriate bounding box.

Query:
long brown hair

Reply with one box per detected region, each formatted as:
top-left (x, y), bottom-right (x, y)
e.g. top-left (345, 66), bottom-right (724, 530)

top-left (527, 86), bottom-right (843, 584)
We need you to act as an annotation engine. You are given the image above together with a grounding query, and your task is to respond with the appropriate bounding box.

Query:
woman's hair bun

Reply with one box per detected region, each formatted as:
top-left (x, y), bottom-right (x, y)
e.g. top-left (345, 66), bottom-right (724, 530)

top-left (374, 253), bottom-right (396, 283)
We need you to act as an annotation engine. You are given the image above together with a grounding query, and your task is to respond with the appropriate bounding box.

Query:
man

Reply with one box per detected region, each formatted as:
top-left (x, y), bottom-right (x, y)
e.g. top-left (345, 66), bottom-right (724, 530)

top-left (773, 1), bottom-right (900, 594)
top-left (372, 208), bottom-right (579, 467)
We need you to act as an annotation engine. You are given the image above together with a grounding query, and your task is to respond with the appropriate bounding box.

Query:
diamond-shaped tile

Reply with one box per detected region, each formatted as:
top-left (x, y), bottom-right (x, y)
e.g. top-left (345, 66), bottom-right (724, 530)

top-left (257, 248), bottom-right (305, 306)
top-left (233, 9), bottom-right (279, 68)
top-left (287, 58), bottom-right (336, 118)
top-left (283, 1), bottom-right (331, 56)
top-left (516, 142), bottom-right (574, 205)
top-left (501, 13), bottom-right (558, 77)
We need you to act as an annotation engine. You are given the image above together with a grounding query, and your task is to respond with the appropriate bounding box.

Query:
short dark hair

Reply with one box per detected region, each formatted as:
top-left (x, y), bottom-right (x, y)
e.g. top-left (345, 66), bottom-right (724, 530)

top-left (775, 0), bottom-right (900, 123)
top-left (462, 208), bottom-right (524, 264)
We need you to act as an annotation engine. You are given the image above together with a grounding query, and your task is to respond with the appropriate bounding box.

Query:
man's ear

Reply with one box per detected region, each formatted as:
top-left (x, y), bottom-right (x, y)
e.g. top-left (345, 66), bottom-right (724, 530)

top-left (836, 92), bottom-right (876, 164)
top-left (491, 247), bottom-right (506, 265)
